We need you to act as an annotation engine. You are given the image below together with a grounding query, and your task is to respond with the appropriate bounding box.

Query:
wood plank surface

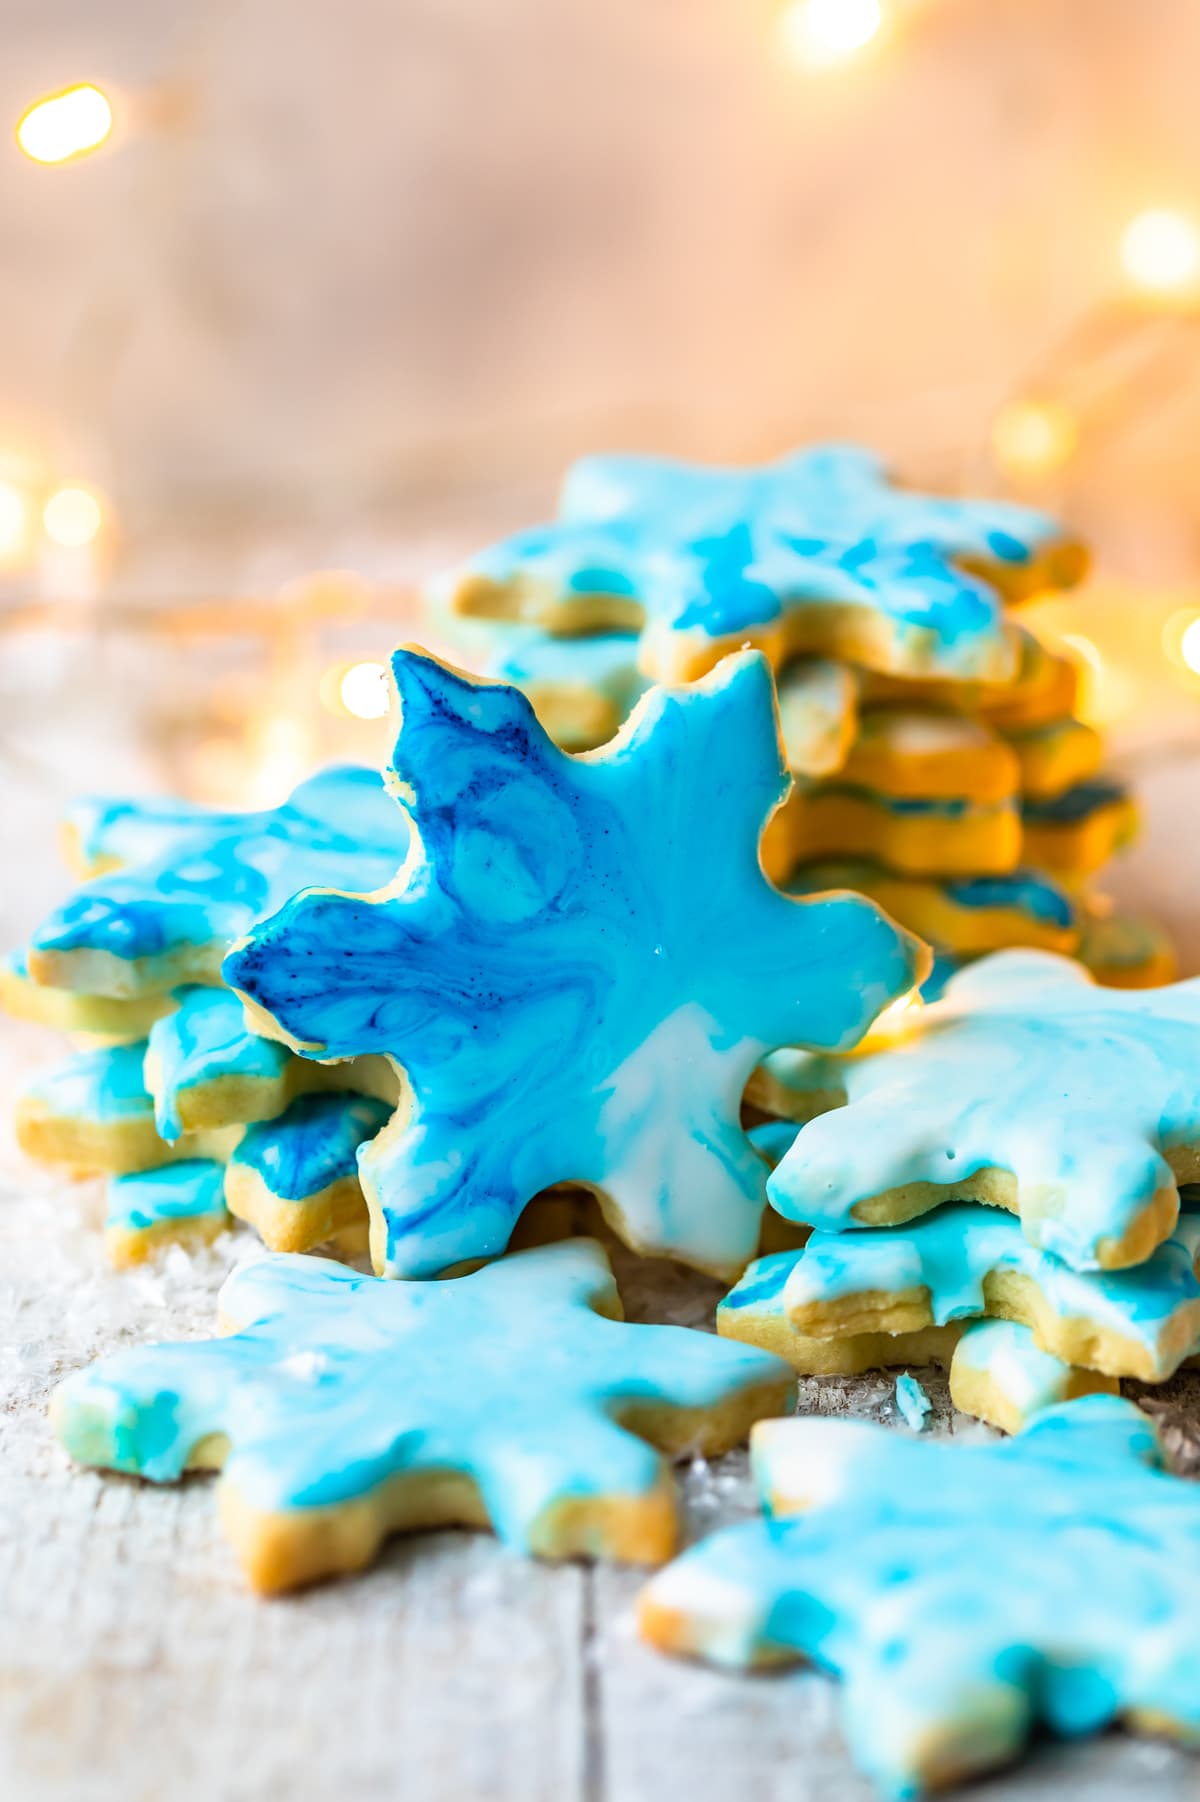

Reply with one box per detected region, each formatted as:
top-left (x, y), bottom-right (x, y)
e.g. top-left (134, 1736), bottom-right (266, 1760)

top-left (2, 751), bottom-right (1199, 1802)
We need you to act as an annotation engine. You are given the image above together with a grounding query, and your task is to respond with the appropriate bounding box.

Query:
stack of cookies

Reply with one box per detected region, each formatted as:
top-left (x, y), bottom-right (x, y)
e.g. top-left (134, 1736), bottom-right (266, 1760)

top-left (425, 444), bottom-right (1170, 993)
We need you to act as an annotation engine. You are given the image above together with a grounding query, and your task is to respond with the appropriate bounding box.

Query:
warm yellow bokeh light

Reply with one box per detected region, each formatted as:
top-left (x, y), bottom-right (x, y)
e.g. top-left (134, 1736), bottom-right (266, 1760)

top-left (43, 485), bottom-right (104, 548)
top-left (1180, 617), bottom-right (1200, 676)
top-left (339, 661), bottom-right (390, 720)
top-left (16, 84), bottom-right (113, 164)
top-left (1120, 208), bottom-right (1200, 295)
top-left (991, 400), bottom-right (1078, 478)
top-left (778, 0), bottom-right (884, 69)
top-left (0, 481), bottom-right (29, 562)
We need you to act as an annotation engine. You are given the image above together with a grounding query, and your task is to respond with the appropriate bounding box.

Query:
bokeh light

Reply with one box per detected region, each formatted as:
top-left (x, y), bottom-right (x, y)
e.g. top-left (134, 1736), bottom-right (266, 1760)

top-left (0, 481), bottom-right (29, 563)
top-left (992, 400), bottom-right (1078, 478)
top-left (16, 84), bottom-right (113, 164)
top-left (1120, 208), bottom-right (1200, 295)
top-left (43, 485), bottom-right (104, 547)
top-left (338, 660), bottom-right (390, 719)
top-left (777, 0), bottom-right (885, 70)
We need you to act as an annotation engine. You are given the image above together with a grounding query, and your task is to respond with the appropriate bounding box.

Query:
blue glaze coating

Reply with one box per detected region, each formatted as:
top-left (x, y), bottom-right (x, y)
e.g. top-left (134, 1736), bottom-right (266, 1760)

top-left (424, 610), bottom-right (646, 709)
top-left (1021, 778), bottom-right (1129, 824)
top-left (149, 986), bottom-right (293, 1141)
top-left (30, 767), bottom-right (408, 988)
top-left (640, 1398), bottom-right (1199, 1797)
top-left (52, 1238), bottom-right (794, 1550)
top-left (24, 1040), bottom-right (153, 1124)
top-left (893, 1373), bottom-right (931, 1432)
top-left (66, 795), bottom-right (249, 873)
top-left (105, 1161), bottom-right (228, 1237)
top-left (918, 951), bottom-right (967, 1002)
top-left (559, 445), bottom-right (1073, 573)
top-left (224, 648), bottom-right (923, 1279)
top-left (721, 1200), bottom-right (1200, 1377)
top-left (951, 1319), bottom-right (1103, 1430)
top-left (230, 1092), bottom-right (391, 1202)
top-left (767, 950), bottom-right (1200, 1271)
top-left (784, 862), bottom-right (1077, 934)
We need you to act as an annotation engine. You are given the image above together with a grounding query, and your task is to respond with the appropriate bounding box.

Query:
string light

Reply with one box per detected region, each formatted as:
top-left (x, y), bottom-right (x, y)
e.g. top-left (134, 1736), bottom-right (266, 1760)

top-left (42, 485), bottom-right (104, 548)
top-left (777, 0), bottom-right (885, 69)
top-left (338, 661), bottom-right (390, 720)
top-left (991, 400), bottom-right (1078, 478)
top-left (16, 84), bottom-right (113, 164)
top-left (0, 482), bottom-right (29, 563)
top-left (1120, 208), bottom-right (1200, 296)
top-left (1161, 607), bottom-right (1200, 677)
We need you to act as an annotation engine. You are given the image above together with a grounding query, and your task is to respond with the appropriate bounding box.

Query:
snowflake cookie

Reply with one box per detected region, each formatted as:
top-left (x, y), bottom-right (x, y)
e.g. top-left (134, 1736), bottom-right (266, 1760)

top-left (224, 647), bottom-right (925, 1279)
top-left (52, 1238), bottom-right (795, 1591)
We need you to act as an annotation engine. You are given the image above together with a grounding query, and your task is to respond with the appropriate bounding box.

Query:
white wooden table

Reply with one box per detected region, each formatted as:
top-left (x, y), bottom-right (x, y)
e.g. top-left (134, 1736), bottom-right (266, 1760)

top-left (3, 721), bottom-right (1200, 1802)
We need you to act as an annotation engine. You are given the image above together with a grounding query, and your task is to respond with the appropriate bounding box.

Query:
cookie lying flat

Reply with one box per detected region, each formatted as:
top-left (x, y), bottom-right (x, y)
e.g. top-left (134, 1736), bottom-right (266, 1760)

top-left (224, 1092), bottom-right (392, 1254)
top-left (51, 1238), bottom-right (795, 1592)
top-left (785, 861), bottom-right (1079, 955)
top-left (766, 951), bottom-right (1200, 1270)
top-left (948, 1318), bottom-right (1116, 1434)
top-left (718, 1201), bottom-right (1200, 1380)
top-left (226, 649), bottom-right (924, 1281)
top-left (0, 948), bottom-right (171, 1040)
top-left (1021, 778), bottom-right (1138, 879)
top-left (640, 1397), bottom-right (1200, 1796)
top-left (104, 1161), bottom-right (230, 1267)
top-left (27, 766), bottom-right (408, 999)
top-left (438, 444), bottom-right (1085, 686)
top-left (421, 612), bottom-right (647, 750)
top-left (1078, 907), bottom-right (1177, 989)
top-left (15, 1042), bottom-right (239, 1175)
top-left (1006, 716), bottom-right (1101, 800)
top-left (558, 444), bottom-right (1086, 604)
top-left (763, 787), bottom-right (1021, 884)
top-left (836, 708), bottom-right (1019, 807)
top-left (145, 984), bottom-right (397, 1140)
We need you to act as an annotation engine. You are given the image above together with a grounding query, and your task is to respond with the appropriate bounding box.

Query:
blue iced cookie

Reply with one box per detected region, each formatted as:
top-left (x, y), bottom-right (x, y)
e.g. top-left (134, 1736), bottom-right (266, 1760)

top-left (765, 951), bottom-right (1200, 1271)
top-left (104, 1160), bottom-right (230, 1268)
top-left (640, 1397), bottom-right (1199, 1796)
top-left (785, 860), bottom-right (1079, 956)
top-left (225, 647), bottom-right (924, 1280)
top-left (224, 1091), bottom-right (392, 1253)
top-left (0, 947), bottom-right (171, 1039)
top-left (15, 1041), bottom-right (239, 1175)
top-left (1022, 777), bottom-right (1138, 880)
top-left (51, 1237), bottom-right (795, 1592)
top-left (948, 1318), bottom-right (1117, 1434)
top-left (438, 444), bottom-right (1086, 686)
top-left (144, 984), bottom-right (397, 1142)
top-left (26, 766), bottom-right (408, 999)
top-left (718, 1198), bottom-right (1200, 1380)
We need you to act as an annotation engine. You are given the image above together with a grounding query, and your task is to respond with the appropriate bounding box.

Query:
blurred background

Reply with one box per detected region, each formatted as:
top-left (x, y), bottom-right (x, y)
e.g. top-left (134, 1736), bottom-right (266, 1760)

top-left (1, 0), bottom-right (1199, 944)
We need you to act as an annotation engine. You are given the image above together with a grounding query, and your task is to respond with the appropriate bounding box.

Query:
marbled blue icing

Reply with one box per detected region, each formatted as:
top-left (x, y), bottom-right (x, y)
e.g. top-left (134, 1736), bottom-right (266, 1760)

top-left (24, 1040), bottom-right (153, 1124)
top-left (766, 951), bottom-right (1200, 1271)
top-left (640, 1398), bottom-right (1200, 1796)
top-left (441, 443), bottom-right (1079, 682)
top-left (52, 1238), bottom-right (793, 1549)
top-left (65, 795), bottom-right (250, 873)
top-left (224, 648), bottom-right (922, 1279)
top-left (424, 611), bottom-right (646, 707)
top-left (30, 766), bottom-right (408, 988)
top-left (149, 986), bottom-right (293, 1141)
top-left (105, 1161), bottom-right (228, 1238)
top-left (721, 1199), bottom-right (1200, 1377)
top-left (560, 445), bottom-right (1071, 573)
top-left (893, 1372), bottom-right (930, 1431)
top-left (230, 1092), bottom-right (391, 1201)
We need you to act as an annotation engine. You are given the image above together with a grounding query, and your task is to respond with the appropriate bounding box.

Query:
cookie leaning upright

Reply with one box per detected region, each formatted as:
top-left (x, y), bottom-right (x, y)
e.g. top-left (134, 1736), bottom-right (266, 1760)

top-left (224, 646), bottom-right (927, 1281)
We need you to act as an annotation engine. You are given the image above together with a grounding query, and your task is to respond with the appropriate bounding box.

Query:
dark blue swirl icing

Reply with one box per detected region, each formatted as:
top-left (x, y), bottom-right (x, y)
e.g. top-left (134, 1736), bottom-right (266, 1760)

top-left (230, 1092), bottom-right (391, 1202)
top-left (225, 648), bottom-right (923, 1279)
